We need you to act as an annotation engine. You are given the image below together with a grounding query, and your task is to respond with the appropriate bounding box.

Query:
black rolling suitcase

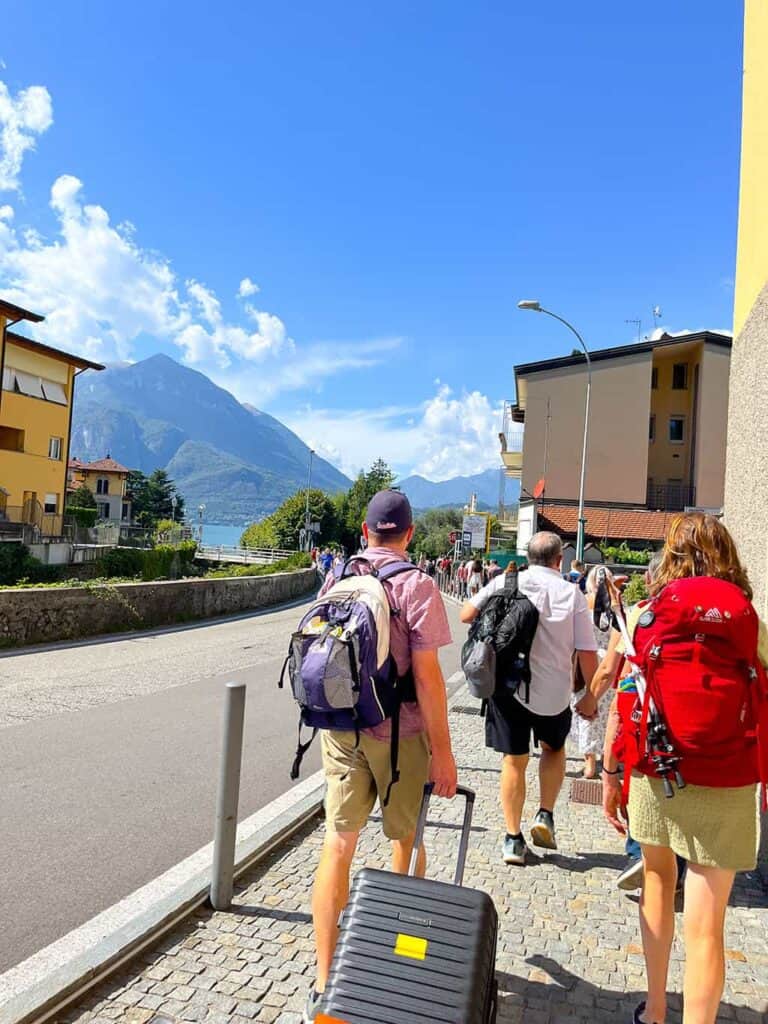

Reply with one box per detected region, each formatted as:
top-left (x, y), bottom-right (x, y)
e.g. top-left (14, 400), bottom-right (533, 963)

top-left (319, 784), bottom-right (498, 1024)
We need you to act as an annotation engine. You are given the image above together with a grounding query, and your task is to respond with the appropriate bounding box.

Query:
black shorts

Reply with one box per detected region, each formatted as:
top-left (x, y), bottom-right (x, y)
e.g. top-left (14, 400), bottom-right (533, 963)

top-left (485, 690), bottom-right (572, 756)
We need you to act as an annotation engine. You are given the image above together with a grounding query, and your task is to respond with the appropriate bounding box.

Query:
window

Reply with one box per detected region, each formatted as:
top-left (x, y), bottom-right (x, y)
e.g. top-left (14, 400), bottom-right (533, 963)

top-left (41, 380), bottom-right (67, 404)
top-left (669, 416), bottom-right (685, 443)
top-left (672, 363), bottom-right (688, 389)
top-left (649, 414), bottom-right (656, 442)
top-left (96, 477), bottom-right (110, 495)
top-left (0, 426), bottom-right (24, 452)
top-left (48, 437), bottom-right (62, 460)
top-left (44, 493), bottom-right (58, 514)
top-left (97, 502), bottom-right (110, 519)
top-left (1, 366), bottom-right (68, 404)
top-left (121, 502), bottom-right (130, 521)
top-left (651, 367), bottom-right (659, 390)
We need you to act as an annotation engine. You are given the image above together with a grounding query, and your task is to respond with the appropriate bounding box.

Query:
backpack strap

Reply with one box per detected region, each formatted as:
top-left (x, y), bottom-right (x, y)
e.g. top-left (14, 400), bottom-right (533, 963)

top-left (382, 696), bottom-right (401, 808)
top-left (290, 721), bottom-right (319, 781)
top-left (336, 555), bottom-right (370, 580)
top-left (376, 559), bottom-right (423, 582)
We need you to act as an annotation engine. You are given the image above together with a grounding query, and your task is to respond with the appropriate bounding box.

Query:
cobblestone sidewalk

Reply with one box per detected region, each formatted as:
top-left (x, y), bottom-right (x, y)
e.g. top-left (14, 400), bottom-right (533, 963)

top-left (57, 690), bottom-right (768, 1024)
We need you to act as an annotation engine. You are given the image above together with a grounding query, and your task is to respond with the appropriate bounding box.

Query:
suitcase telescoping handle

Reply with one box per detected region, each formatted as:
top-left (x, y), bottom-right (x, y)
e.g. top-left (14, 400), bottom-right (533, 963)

top-left (408, 783), bottom-right (476, 887)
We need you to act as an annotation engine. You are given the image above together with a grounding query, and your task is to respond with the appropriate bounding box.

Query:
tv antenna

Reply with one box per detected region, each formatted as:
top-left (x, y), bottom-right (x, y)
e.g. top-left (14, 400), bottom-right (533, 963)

top-left (625, 318), bottom-right (642, 341)
top-left (652, 305), bottom-right (662, 327)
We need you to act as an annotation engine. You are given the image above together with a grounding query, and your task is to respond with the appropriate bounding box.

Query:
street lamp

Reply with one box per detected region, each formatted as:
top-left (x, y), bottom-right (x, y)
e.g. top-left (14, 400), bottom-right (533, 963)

top-left (198, 503), bottom-right (206, 545)
top-left (171, 493), bottom-right (178, 523)
top-left (517, 300), bottom-right (592, 561)
top-left (304, 449), bottom-right (315, 552)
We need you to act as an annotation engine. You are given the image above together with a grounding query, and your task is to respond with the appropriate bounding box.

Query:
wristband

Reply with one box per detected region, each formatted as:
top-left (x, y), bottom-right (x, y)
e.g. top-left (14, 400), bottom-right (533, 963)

top-left (602, 767), bottom-right (621, 776)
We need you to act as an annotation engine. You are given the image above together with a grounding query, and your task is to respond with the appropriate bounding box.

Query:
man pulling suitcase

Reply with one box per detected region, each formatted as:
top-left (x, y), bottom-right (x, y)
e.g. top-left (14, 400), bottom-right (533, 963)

top-left (284, 490), bottom-right (458, 1023)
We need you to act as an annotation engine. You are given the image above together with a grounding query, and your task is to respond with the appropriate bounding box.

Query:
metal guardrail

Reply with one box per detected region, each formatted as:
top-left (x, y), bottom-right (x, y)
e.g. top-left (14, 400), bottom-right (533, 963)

top-left (196, 545), bottom-right (296, 565)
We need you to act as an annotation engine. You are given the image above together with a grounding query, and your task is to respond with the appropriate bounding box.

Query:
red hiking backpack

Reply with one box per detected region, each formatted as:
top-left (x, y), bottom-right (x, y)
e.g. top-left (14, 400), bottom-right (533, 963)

top-left (615, 576), bottom-right (768, 808)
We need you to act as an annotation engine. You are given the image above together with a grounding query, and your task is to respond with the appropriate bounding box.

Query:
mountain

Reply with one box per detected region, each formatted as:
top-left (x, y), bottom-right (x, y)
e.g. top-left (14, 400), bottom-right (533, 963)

top-left (397, 468), bottom-right (520, 511)
top-left (71, 354), bottom-right (350, 524)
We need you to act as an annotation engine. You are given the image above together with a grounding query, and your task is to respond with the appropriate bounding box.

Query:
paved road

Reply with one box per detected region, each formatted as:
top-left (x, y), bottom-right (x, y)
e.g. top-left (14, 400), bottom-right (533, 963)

top-left (0, 594), bottom-right (465, 973)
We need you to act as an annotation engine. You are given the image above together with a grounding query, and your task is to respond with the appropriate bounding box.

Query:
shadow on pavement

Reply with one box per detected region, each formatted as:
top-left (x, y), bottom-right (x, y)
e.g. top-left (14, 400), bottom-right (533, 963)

top-left (496, 955), bottom-right (767, 1023)
top-left (544, 851), bottom-right (629, 873)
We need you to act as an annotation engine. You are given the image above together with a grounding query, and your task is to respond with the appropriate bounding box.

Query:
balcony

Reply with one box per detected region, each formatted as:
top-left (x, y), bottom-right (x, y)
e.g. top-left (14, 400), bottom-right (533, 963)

top-left (646, 482), bottom-right (696, 511)
top-left (0, 502), bottom-right (64, 542)
top-left (499, 401), bottom-right (524, 477)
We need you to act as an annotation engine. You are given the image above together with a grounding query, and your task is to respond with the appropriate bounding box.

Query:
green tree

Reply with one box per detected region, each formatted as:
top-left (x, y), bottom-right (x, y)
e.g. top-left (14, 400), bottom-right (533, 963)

top-left (67, 484), bottom-right (97, 510)
top-left (129, 469), bottom-right (185, 527)
top-left (412, 508), bottom-right (462, 559)
top-left (339, 459), bottom-right (396, 550)
top-left (241, 489), bottom-right (339, 550)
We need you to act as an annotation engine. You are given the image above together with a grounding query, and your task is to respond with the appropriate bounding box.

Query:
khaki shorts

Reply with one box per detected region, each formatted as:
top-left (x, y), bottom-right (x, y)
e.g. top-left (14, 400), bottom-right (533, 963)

top-left (321, 730), bottom-right (430, 840)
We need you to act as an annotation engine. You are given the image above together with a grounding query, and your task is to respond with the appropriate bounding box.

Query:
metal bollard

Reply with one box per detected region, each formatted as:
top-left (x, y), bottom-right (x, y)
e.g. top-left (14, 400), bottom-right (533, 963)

top-left (210, 681), bottom-right (247, 910)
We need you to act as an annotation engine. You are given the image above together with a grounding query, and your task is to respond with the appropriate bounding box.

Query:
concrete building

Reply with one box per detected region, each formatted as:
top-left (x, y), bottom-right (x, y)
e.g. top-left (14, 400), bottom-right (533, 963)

top-left (724, 0), bottom-right (768, 624)
top-left (1, 302), bottom-right (104, 540)
top-left (505, 331), bottom-right (732, 554)
top-left (68, 457), bottom-right (133, 524)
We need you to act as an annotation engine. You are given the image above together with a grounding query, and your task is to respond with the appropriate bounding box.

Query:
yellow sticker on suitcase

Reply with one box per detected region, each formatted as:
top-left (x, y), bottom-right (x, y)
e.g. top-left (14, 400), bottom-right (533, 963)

top-left (394, 933), bottom-right (428, 960)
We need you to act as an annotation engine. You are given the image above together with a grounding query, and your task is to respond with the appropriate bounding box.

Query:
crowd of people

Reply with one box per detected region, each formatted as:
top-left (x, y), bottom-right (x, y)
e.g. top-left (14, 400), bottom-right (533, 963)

top-left (417, 552), bottom-right (507, 598)
top-left (297, 490), bottom-right (766, 1024)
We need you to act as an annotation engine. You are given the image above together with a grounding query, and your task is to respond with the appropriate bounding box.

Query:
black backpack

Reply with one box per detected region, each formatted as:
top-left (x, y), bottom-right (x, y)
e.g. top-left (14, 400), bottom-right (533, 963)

top-left (468, 571), bottom-right (540, 701)
top-left (493, 575), bottom-right (539, 702)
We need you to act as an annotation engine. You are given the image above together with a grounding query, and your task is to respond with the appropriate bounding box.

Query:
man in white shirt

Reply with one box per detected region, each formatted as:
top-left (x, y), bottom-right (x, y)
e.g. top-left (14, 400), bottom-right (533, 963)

top-left (460, 532), bottom-right (598, 864)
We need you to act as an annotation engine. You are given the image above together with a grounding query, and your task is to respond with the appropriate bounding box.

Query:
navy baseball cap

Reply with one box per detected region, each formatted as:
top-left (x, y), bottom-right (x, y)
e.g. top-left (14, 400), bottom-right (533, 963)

top-left (365, 489), bottom-right (413, 535)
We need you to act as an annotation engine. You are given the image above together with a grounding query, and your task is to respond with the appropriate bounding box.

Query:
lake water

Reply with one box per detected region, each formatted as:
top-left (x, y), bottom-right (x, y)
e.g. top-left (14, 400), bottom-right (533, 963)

top-left (201, 524), bottom-right (246, 547)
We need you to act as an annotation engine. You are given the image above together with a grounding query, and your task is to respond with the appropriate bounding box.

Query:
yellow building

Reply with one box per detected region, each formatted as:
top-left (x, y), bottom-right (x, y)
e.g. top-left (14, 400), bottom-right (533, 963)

top-left (724, 0), bottom-right (768, 620)
top-left (68, 457), bottom-right (133, 523)
top-left (0, 300), bottom-right (104, 538)
top-left (733, 0), bottom-right (768, 336)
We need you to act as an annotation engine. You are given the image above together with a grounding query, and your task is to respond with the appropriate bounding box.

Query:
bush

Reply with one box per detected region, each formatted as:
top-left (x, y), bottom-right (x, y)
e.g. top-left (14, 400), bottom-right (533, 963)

top-left (622, 573), bottom-right (649, 605)
top-left (98, 541), bottom-right (198, 581)
top-left (67, 506), bottom-right (98, 528)
top-left (99, 547), bottom-right (145, 578)
top-left (0, 544), bottom-right (68, 586)
top-left (600, 542), bottom-right (652, 566)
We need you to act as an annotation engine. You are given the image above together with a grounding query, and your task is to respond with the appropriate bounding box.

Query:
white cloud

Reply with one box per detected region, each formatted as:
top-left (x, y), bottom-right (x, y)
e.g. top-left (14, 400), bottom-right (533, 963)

top-left (238, 277), bottom-right (259, 298)
top-left (0, 81), bottom-right (52, 191)
top-left (283, 385), bottom-right (504, 481)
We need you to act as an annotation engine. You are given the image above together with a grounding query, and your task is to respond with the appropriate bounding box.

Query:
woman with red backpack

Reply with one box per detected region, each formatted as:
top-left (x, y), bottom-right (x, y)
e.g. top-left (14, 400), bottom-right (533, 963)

top-left (589, 513), bottom-right (768, 1024)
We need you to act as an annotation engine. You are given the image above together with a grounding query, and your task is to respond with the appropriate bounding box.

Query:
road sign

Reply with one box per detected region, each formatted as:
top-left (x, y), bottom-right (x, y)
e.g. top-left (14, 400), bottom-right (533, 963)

top-left (449, 531), bottom-right (459, 544)
top-left (462, 512), bottom-right (490, 552)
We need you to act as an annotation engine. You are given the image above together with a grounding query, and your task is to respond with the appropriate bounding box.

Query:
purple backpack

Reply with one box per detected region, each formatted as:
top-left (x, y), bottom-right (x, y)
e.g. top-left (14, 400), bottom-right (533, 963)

top-left (279, 556), bottom-right (421, 804)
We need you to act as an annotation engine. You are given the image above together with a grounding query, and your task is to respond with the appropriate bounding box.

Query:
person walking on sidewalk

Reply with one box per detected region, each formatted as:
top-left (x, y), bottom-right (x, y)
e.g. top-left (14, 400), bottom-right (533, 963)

top-left (591, 513), bottom-right (768, 1024)
top-left (460, 531), bottom-right (598, 865)
top-left (305, 489), bottom-right (458, 1023)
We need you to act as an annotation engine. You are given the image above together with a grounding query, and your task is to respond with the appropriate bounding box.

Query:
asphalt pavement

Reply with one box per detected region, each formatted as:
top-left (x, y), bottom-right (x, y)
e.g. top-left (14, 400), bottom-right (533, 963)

top-left (0, 592), bottom-right (465, 973)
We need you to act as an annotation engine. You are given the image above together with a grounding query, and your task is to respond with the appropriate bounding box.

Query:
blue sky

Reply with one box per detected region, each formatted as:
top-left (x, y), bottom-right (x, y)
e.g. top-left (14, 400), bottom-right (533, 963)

top-left (0, 1), bottom-right (743, 480)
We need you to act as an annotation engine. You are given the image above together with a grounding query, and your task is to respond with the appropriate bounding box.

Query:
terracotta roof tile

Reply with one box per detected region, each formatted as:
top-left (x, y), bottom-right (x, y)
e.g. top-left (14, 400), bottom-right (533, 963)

top-left (68, 457), bottom-right (132, 474)
top-left (538, 504), bottom-right (678, 543)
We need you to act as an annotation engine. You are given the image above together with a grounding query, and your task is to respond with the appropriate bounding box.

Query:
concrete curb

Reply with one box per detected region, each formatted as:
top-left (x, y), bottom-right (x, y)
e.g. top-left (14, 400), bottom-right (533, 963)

top-left (0, 669), bottom-right (469, 1024)
top-left (0, 771), bottom-right (325, 1024)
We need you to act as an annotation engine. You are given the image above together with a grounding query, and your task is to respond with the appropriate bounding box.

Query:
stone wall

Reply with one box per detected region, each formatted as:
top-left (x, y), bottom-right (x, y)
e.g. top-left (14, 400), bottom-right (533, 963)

top-left (0, 569), bottom-right (317, 648)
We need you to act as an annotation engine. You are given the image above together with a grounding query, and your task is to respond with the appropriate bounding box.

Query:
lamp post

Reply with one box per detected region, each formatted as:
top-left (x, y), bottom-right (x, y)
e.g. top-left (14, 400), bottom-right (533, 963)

top-left (198, 503), bottom-right (206, 545)
top-left (171, 493), bottom-right (178, 523)
top-left (517, 300), bottom-right (592, 561)
top-left (304, 449), bottom-right (315, 552)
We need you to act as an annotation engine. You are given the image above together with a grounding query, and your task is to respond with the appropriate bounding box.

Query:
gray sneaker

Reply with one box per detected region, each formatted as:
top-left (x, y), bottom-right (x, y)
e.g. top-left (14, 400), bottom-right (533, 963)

top-left (502, 835), bottom-right (528, 864)
top-left (530, 810), bottom-right (557, 850)
top-left (303, 986), bottom-right (323, 1023)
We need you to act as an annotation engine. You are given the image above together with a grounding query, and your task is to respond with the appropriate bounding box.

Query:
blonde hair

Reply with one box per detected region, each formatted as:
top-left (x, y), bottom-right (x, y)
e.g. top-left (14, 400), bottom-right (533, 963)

top-left (652, 512), bottom-right (752, 600)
